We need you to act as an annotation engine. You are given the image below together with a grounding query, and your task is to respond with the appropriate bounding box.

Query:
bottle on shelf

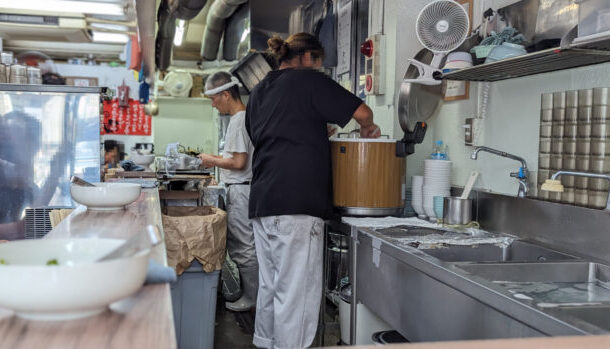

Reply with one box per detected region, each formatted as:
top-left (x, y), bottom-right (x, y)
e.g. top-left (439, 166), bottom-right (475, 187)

top-left (430, 140), bottom-right (448, 160)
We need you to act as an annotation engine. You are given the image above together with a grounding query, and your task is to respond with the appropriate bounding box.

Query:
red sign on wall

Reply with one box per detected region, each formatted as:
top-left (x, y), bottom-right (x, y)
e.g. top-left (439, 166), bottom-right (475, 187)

top-left (101, 98), bottom-right (152, 136)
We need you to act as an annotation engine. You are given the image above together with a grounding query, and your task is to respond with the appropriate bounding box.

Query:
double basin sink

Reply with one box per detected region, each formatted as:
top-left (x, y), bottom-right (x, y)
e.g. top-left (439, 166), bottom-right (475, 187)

top-left (376, 225), bottom-right (610, 333)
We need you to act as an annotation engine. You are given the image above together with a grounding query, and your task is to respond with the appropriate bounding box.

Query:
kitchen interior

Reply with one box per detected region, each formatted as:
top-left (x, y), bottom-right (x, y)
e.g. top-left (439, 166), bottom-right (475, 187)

top-left (3, 0), bottom-right (610, 348)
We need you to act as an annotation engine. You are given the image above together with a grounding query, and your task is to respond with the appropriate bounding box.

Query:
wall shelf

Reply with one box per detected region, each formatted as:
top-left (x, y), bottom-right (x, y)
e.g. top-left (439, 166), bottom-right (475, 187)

top-left (442, 36), bottom-right (610, 82)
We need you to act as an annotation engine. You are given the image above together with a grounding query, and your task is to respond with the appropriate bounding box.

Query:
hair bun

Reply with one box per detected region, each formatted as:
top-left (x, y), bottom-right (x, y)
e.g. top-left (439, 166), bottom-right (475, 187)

top-left (267, 36), bottom-right (288, 60)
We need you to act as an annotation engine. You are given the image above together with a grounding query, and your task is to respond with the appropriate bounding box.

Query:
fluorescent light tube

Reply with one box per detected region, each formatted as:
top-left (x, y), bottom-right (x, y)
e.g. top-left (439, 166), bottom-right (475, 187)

top-left (173, 20), bottom-right (187, 47)
top-left (0, 0), bottom-right (124, 16)
top-left (92, 31), bottom-right (128, 43)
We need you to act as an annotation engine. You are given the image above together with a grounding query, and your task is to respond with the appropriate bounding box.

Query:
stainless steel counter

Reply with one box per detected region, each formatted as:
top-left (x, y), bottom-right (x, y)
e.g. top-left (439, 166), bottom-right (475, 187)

top-left (352, 224), bottom-right (610, 342)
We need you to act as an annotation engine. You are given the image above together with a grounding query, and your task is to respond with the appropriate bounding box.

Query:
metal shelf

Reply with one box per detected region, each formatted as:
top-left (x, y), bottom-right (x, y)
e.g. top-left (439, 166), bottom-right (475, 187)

top-left (442, 36), bottom-right (610, 82)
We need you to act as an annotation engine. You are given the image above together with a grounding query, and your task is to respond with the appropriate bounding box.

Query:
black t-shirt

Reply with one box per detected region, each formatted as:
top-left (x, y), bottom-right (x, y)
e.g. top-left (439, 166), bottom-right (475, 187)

top-left (245, 68), bottom-right (363, 219)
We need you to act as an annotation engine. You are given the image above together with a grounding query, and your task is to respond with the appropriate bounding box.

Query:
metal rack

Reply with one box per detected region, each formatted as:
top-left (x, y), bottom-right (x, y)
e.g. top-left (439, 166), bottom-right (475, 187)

top-left (442, 36), bottom-right (610, 82)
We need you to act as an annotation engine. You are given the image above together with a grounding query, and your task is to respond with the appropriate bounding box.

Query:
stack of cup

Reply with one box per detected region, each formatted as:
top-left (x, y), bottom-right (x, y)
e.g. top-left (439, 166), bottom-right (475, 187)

top-left (27, 67), bottom-right (42, 85)
top-left (411, 175), bottom-right (425, 218)
top-left (423, 159), bottom-right (452, 220)
top-left (9, 64), bottom-right (26, 84)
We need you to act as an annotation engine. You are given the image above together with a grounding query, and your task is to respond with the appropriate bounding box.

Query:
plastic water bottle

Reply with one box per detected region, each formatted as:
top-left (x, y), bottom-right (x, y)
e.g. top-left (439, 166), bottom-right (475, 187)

top-left (430, 140), bottom-right (448, 160)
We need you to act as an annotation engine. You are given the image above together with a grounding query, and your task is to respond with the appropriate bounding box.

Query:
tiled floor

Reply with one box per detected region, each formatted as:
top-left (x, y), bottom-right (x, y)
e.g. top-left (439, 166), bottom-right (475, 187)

top-left (213, 297), bottom-right (342, 348)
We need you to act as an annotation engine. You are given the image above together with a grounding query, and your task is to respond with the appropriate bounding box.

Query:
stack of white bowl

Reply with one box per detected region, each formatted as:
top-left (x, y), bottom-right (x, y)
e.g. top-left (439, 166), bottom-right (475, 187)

top-left (423, 159), bottom-right (452, 219)
top-left (411, 175), bottom-right (425, 218)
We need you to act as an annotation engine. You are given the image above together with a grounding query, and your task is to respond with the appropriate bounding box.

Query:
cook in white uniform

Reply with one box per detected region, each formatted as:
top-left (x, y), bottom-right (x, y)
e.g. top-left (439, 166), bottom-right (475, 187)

top-left (198, 71), bottom-right (258, 312)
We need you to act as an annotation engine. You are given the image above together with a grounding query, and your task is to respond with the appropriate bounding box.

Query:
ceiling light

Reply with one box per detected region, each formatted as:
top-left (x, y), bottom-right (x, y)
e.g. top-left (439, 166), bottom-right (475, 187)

top-left (92, 31), bottom-right (128, 43)
top-left (90, 23), bottom-right (129, 32)
top-left (173, 20), bottom-right (187, 47)
top-left (0, 0), bottom-right (124, 16)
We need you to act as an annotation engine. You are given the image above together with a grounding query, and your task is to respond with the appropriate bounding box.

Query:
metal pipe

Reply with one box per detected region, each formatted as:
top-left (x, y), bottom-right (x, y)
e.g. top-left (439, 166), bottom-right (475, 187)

top-left (470, 146), bottom-right (528, 170)
top-left (551, 171), bottom-right (610, 210)
top-left (201, 0), bottom-right (247, 61)
top-left (470, 146), bottom-right (529, 198)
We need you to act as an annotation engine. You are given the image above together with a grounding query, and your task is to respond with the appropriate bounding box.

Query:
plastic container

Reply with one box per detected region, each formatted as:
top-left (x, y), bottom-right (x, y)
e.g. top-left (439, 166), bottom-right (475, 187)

top-left (170, 260), bottom-right (219, 349)
top-left (577, 0), bottom-right (610, 38)
top-left (430, 140), bottom-right (448, 160)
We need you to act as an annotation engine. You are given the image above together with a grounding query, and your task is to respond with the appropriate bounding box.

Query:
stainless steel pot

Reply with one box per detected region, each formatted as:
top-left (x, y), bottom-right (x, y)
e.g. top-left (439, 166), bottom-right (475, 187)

top-left (443, 197), bottom-right (472, 225)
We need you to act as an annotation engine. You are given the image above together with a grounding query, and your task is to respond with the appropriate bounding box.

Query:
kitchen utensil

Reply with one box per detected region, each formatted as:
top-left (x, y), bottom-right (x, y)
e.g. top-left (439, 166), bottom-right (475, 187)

top-left (460, 171), bottom-right (479, 199)
top-left (551, 138), bottom-right (564, 153)
top-left (403, 0), bottom-right (469, 85)
top-left (577, 123), bottom-right (592, 138)
top-left (433, 196), bottom-right (445, 221)
top-left (541, 109), bottom-right (553, 122)
top-left (566, 90), bottom-right (579, 107)
top-left (398, 49), bottom-right (442, 133)
top-left (0, 238), bottom-right (150, 320)
top-left (589, 155), bottom-right (610, 173)
top-left (539, 138), bottom-right (551, 153)
top-left (563, 140), bottom-right (577, 154)
top-left (575, 188), bottom-right (589, 206)
top-left (442, 197), bottom-right (472, 225)
top-left (593, 105), bottom-right (609, 121)
top-left (588, 189), bottom-right (609, 209)
top-left (97, 225), bottom-right (161, 262)
top-left (579, 89), bottom-right (594, 106)
top-left (539, 154), bottom-right (551, 169)
top-left (551, 121), bottom-right (565, 138)
top-left (542, 93), bottom-right (554, 110)
top-left (70, 182), bottom-right (142, 210)
top-left (566, 108), bottom-right (578, 122)
top-left (591, 121), bottom-right (610, 138)
top-left (562, 187), bottom-right (576, 204)
top-left (552, 108), bottom-right (566, 122)
top-left (70, 175), bottom-right (96, 187)
top-left (331, 137), bottom-right (405, 216)
top-left (484, 43), bottom-right (527, 63)
top-left (578, 106), bottom-right (593, 122)
top-left (550, 154), bottom-right (563, 169)
top-left (540, 122), bottom-right (552, 137)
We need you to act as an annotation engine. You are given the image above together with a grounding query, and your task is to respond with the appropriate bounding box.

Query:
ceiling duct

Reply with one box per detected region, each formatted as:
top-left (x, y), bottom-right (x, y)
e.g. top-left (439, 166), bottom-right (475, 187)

top-left (201, 0), bottom-right (248, 61)
top-left (174, 0), bottom-right (208, 20)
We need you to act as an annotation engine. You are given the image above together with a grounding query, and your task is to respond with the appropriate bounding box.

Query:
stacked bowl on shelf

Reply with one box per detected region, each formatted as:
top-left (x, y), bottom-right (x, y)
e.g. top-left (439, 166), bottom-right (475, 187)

top-left (421, 159), bottom-right (452, 220)
top-left (411, 175), bottom-right (425, 217)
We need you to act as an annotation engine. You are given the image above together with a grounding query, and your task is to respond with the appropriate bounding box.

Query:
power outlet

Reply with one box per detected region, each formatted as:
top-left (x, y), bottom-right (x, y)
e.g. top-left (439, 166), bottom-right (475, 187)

top-left (464, 118), bottom-right (473, 145)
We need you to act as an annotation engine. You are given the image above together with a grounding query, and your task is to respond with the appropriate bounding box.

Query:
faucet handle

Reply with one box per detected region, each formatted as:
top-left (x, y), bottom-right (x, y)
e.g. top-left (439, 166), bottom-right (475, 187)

top-left (510, 167), bottom-right (528, 179)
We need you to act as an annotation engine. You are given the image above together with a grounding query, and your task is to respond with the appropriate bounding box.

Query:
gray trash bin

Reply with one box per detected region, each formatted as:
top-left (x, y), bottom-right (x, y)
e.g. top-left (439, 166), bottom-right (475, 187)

top-left (171, 260), bottom-right (220, 349)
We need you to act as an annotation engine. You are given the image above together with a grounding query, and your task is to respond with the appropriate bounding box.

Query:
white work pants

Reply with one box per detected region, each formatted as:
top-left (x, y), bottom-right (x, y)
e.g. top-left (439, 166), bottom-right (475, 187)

top-left (226, 185), bottom-right (258, 302)
top-left (252, 215), bottom-right (324, 349)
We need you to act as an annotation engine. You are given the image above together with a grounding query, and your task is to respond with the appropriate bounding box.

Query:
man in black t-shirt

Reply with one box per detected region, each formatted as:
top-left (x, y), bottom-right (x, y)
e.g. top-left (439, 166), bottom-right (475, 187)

top-left (245, 33), bottom-right (380, 349)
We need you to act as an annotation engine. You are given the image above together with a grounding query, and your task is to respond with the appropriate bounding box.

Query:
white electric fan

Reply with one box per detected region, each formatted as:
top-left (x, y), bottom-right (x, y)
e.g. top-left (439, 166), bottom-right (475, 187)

top-left (163, 71), bottom-right (193, 97)
top-left (405, 0), bottom-right (470, 85)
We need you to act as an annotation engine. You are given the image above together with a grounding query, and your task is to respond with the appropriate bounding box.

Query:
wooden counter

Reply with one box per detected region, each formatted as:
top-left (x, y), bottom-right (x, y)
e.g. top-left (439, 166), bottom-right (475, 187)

top-left (333, 335), bottom-right (610, 348)
top-left (0, 189), bottom-right (177, 349)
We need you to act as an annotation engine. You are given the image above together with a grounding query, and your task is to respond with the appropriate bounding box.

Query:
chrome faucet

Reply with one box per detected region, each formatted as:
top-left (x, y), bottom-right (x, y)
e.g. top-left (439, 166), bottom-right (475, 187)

top-left (546, 171), bottom-right (610, 210)
top-left (470, 146), bottom-right (529, 198)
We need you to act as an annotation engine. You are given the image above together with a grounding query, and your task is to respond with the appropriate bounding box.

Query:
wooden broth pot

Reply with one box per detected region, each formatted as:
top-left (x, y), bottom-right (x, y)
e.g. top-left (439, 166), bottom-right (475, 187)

top-left (330, 136), bottom-right (405, 216)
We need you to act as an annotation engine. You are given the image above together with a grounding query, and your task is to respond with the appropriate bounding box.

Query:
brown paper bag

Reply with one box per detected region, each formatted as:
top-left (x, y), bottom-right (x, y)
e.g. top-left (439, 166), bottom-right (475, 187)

top-left (162, 206), bottom-right (227, 275)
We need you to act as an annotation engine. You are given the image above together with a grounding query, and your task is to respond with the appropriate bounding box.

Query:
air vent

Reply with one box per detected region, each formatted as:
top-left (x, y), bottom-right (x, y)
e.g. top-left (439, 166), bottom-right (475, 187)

top-left (0, 13), bottom-right (59, 26)
top-left (24, 208), bottom-right (54, 239)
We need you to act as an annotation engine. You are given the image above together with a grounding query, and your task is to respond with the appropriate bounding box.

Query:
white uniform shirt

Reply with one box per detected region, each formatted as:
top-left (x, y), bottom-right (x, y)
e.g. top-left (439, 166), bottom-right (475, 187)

top-left (221, 110), bottom-right (253, 184)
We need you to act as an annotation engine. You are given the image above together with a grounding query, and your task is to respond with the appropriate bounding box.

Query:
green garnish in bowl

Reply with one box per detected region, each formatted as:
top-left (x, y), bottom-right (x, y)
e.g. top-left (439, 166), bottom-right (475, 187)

top-left (46, 259), bottom-right (59, 266)
top-left (0, 259), bottom-right (6, 265)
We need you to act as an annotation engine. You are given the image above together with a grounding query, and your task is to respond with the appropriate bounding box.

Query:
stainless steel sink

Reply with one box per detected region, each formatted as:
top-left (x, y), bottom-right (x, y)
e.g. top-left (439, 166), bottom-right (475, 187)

top-left (421, 241), bottom-right (577, 263)
top-left (456, 262), bottom-right (610, 283)
top-left (374, 225), bottom-right (457, 239)
top-left (555, 306), bottom-right (610, 331)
